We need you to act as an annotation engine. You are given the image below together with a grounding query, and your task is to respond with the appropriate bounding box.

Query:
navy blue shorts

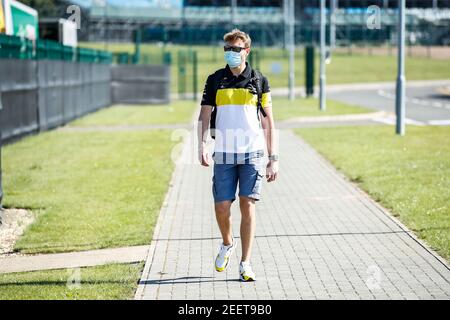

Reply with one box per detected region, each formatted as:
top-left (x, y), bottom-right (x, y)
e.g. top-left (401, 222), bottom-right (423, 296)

top-left (212, 150), bottom-right (265, 203)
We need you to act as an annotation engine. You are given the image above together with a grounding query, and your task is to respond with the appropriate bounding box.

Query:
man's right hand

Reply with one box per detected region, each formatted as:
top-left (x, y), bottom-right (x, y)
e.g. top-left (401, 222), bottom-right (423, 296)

top-left (198, 145), bottom-right (210, 167)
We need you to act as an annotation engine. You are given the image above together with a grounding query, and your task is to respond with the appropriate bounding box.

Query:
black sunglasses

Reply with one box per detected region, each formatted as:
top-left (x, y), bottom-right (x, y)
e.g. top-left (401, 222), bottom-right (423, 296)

top-left (224, 45), bottom-right (248, 53)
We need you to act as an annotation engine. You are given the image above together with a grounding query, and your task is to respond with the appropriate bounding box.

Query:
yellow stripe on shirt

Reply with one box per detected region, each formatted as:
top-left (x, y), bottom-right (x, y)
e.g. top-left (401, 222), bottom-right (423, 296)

top-left (216, 88), bottom-right (257, 107)
top-left (216, 88), bottom-right (272, 108)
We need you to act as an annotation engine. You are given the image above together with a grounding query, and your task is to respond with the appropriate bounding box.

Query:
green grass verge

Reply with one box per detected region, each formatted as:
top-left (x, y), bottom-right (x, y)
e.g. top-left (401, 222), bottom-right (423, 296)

top-left (319, 52), bottom-right (449, 84)
top-left (81, 43), bottom-right (450, 94)
top-left (0, 263), bottom-right (144, 300)
top-left (273, 97), bottom-right (372, 121)
top-left (295, 125), bottom-right (450, 261)
top-left (70, 100), bottom-right (198, 126)
top-left (3, 129), bottom-right (176, 254)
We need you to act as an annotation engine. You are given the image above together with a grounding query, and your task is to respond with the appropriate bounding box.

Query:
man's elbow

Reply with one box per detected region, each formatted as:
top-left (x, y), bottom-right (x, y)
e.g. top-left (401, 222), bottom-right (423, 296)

top-left (198, 106), bottom-right (211, 122)
top-left (262, 115), bottom-right (275, 129)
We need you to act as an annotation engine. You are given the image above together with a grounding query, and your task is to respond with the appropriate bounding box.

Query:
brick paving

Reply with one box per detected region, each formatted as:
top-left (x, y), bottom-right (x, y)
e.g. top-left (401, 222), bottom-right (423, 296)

top-left (135, 129), bottom-right (450, 300)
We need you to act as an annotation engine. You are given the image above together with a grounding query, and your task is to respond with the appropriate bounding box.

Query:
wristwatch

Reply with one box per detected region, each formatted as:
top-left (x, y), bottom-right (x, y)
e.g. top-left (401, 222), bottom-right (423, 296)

top-left (268, 154), bottom-right (279, 161)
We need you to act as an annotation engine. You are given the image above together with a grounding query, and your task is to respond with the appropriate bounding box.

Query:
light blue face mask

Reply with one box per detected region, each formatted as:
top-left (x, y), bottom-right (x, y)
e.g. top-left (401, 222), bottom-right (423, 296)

top-left (224, 51), bottom-right (242, 68)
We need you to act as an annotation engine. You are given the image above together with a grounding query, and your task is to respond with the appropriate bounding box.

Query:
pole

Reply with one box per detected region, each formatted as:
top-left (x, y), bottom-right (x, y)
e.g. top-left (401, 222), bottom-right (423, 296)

top-left (231, 0), bottom-right (237, 27)
top-left (0, 91), bottom-right (3, 209)
top-left (396, 0), bottom-right (406, 135)
top-left (319, 0), bottom-right (326, 111)
top-left (330, 0), bottom-right (337, 50)
top-left (288, 0), bottom-right (295, 101)
top-left (133, 28), bottom-right (141, 64)
top-left (103, 0), bottom-right (107, 50)
top-left (283, 0), bottom-right (289, 50)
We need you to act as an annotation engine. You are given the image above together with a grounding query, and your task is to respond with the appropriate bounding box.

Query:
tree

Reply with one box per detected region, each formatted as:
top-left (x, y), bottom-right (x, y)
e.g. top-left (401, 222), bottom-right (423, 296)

top-left (18, 0), bottom-right (59, 17)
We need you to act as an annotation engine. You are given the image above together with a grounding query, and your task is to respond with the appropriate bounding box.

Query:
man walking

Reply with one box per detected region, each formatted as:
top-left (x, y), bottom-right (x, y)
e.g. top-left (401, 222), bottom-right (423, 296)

top-left (197, 29), bottom-right (278, 282)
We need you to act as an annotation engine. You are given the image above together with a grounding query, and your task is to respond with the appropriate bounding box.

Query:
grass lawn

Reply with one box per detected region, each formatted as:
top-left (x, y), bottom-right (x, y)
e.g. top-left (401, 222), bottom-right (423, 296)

top-left (1, 102), bottom-right (192, 298)
top-left (295, 125), bottom-right (450, 261)
top-left (272, 97), bottom-right (372, 121)
top-left (70, 100), bottom-right (198, 126)
top-left (0, 263), bottom-right (143, 300)
top-left (3, 129), bottom-right (176, 254)
top-left (317, 52), bottom-right (449, 84)
top-left (81, 43), bottom-right (450, 94)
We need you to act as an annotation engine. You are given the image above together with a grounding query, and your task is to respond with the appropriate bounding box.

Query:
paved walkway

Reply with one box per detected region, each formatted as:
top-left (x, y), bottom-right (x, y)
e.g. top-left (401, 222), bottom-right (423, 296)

top-left (0, 245), bottom-right (149, 274)
top-left (135, 129), bottom-right (450, 300)
top-left (136, 127), bottom-right (450, 299)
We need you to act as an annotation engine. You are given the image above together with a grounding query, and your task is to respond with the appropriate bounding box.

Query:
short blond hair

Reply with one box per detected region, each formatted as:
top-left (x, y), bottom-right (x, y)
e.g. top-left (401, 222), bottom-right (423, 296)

top-left (223, 29), bottom-right (251, 48)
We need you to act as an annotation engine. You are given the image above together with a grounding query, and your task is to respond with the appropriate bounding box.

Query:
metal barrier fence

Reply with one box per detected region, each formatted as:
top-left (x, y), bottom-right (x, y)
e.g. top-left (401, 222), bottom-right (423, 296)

top-left (111, 64), bottom-right (170, 104)
top-left (0, 59), bottom-right (39, 141)
top-left (37, 61), bottom-right (111, 131)
top-left (0, 34), bottom-right (112, 63)
top-left (0, 59), bottom-right (111, 142)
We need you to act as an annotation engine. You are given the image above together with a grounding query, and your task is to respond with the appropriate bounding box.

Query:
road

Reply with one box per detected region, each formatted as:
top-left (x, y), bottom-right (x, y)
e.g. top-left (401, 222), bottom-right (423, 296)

top-left (328, 82), bottom-right (450, 126)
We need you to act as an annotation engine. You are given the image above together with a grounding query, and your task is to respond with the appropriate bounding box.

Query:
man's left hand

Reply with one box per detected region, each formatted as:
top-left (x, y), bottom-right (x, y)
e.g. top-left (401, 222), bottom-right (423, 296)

top-left (266, 160), bottom-right (279, 182)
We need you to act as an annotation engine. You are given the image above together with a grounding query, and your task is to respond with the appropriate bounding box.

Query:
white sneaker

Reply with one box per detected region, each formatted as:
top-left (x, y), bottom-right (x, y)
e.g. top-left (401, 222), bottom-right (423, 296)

top-left (215, 238), bottom-right (235, 272)
top-left (239, 261), bottom-right (256, 282)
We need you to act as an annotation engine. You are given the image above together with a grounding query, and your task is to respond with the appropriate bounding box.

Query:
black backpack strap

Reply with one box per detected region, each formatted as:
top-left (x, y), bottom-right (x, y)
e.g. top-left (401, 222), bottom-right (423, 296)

top-left (209, 68), bottom-right (226, 139)
top-left (251, 69), bottom-right (267, 118)
top-left (213, 68), bottom-right (226, 93)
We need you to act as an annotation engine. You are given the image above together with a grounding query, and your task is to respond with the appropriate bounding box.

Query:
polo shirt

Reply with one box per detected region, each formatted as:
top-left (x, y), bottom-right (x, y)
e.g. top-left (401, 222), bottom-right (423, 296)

top-left (201, 62), bottom-right (272, 154)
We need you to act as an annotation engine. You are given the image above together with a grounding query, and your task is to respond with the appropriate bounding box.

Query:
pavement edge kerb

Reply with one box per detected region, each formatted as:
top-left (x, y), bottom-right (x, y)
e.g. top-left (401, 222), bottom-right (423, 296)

top-left (134, 101), bottom-right (202, 299)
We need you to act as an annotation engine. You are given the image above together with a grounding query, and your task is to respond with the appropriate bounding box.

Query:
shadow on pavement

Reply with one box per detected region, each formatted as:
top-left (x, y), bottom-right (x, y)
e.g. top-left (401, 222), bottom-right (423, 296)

top-left (140, 276), bottom-right (241, 285)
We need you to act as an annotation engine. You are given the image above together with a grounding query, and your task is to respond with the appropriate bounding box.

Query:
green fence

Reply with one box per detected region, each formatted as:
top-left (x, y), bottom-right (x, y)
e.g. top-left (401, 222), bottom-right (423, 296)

top-left (248, 49), bottom-right (261, 70)
top-left (109, 29), bottom-right (172, 66)
top-left (112, 50), bottom-right (172, 66)
top-left (0, 34), bottom-right (112, 64)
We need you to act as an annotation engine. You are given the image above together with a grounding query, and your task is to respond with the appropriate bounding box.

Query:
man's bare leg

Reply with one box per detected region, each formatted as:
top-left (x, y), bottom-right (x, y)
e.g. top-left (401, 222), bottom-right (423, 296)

top-left (239, 196), bottom-right (256, 262)
top-left (215, 200), bottom-right (233, 246)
